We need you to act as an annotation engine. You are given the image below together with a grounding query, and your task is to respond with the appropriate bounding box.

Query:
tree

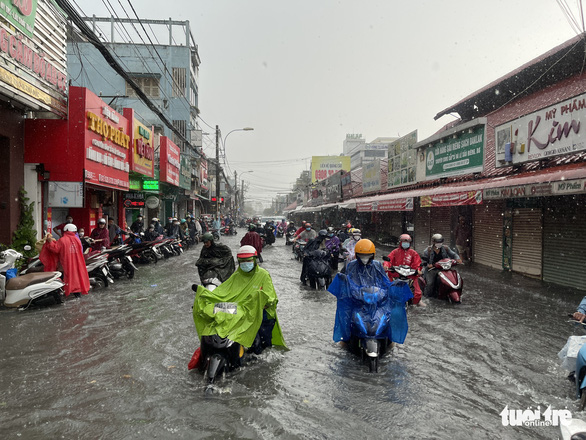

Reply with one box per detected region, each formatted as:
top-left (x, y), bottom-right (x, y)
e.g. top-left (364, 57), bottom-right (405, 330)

top-left (11, 187), bottom-right (37, 260)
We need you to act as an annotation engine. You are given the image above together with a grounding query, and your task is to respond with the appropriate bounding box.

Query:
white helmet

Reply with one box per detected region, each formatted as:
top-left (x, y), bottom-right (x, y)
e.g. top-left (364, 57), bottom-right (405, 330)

top-left (63, 223), bottom-right (77, 232)
top-left (237, 245), bottom-right (257, 258)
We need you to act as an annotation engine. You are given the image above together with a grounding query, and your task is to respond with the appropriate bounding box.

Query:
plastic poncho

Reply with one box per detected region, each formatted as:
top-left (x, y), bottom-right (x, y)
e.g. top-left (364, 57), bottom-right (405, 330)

top-left (193, 264), bottom-right (287, 349)
top-left (42, 231), bottom-right (90, 296)
top-left (195, 242), bottom-right (236, 283)
top-left (342, 238), bottom-right (358, 261)
top-left (328, 259), bottom-right (413, 344)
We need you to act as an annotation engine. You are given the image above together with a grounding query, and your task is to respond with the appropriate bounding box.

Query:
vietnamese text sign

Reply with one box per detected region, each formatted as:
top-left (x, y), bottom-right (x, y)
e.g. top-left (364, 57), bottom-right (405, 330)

top-left (388, 130), bottom-right (417, 188)
top-left (311, 156), bottom-right (350, 183)
top-left (495, 92), bottom-right (586, 167)
top-left (362, 159), bottom-right (381, 193)
top-left (160, 136), bottom-right (180, 186)
top-left (484, 183), bottom-right (553, 199)
top-left (0, 0), bottom-right (37, 38)
top-left (420, 190), bottom-right (483, 207)
top-left (425, 126), bottom-right (484, 179)
top-left (356, 197), bottom-right (414, 212)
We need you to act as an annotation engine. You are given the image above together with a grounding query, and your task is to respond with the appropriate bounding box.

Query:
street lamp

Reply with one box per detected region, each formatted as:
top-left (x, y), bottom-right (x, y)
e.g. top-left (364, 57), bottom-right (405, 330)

top-left (215, 126), bottom-right (254, 218)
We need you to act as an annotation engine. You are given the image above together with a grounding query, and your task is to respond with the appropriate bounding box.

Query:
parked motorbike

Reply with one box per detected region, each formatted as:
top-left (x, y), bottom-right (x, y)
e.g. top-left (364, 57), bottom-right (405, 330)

top-left (102, 245), bottom-right (138, 280)
top-left (1, 248), bottom-right (64, 309)
top-left (85, 252), bottom-right (114, 289)
top-left (426, 258), bottom-right (463, 303)
top-left (348, 285), bottom-right (392, 373)
top-left (303, 249), bottom-right (331, 289)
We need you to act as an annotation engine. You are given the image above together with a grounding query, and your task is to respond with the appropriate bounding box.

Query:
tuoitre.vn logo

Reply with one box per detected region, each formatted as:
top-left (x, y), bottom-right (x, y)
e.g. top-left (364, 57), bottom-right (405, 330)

top-left (500, 405), bottom-right (572, 427)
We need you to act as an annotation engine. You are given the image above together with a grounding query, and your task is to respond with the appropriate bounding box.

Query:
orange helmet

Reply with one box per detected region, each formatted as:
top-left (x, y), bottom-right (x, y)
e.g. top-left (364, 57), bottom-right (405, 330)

top-left (355, 239), bottom-right (375, 255)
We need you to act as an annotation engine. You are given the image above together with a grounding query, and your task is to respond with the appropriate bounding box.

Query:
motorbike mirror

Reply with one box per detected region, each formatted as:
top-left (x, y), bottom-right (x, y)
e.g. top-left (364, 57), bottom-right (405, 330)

top-left (382, 256), bottom-right (390, 262)
top-left (23, 245), bottom-right (32, 251)
top-left (191, 284), bottom-right (198, 292)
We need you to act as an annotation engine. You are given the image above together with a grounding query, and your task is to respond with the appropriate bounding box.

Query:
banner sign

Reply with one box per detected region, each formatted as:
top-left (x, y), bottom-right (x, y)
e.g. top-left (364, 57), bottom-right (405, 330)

top-left (0, 0), bottom-right (37, 37)
top-left (420, 190), bottom-right (483, 207)
top-left (123, 108), bottom-right (154, 177)
top-left (362, 159), bottom-right (381, 193)
top-left (495, 92), bottom-right (586, 167)
top-left (388, 130), bottom-right (417, 188)
top-left (324, 171), bottom-right (342, 203)
top-left (356, 197), bottom-right (414, 212)
top-left (311, 155), bottom-right (350, 183)
top-left (425, 126), bottom-right (484, 179)
top-left (484, 183), bottom-right (553, 199)
top-left (159, 136), bottom-right (180, 186)
top-left (179, 154), bottom-right (191, 190)
top-left (47, 181), bottom-right (84, 207)
top-left (552, 178), bottom-right (586, 195)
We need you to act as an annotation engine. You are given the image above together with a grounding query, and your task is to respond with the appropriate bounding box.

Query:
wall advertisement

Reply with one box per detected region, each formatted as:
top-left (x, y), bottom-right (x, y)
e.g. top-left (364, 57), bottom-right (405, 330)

top-left (425, 126), bottom-right (484, 179)
top-left (388, 130), bottom-right (417, 188)
top-left (311, 156), bottom-right (350, 183)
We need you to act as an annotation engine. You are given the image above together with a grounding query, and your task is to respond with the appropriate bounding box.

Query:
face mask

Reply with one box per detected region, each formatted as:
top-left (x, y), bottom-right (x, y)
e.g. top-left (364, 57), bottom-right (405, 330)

top-left (434, 243), bottom-right (443, 249)
top-left (79, 232), bottom-right (84, 238)
top-left (306, 227), bottom-right (311, 231)
top-left (353, 235), bottom-right (361, 241)
top-left (327, 233), bottom-right (334, 237)
top-left (359, 256), bottom-right (371, 265)
top-left (401, 242), bottom-right (410, 249)
top-left (240, 262), bottom-right (255, 273)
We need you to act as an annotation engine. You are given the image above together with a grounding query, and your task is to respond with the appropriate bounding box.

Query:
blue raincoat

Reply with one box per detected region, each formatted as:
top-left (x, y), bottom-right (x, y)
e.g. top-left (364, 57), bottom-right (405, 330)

top-left (328, 259), bottom-right (413, 344)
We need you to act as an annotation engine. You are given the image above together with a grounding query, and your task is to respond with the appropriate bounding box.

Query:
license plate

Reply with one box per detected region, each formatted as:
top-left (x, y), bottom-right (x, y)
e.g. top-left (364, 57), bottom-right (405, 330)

top-left (102, 267), bottom-right (108, 276)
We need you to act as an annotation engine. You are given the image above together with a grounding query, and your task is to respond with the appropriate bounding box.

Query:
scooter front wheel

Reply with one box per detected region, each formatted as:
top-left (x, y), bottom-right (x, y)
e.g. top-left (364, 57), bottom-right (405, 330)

top-left (368, 356), bottom-right (378, 373)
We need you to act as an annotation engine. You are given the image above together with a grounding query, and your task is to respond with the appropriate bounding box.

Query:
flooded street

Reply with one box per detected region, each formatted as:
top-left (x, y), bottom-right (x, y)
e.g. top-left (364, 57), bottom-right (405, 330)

top-left (1, 233), bottom-right (584, 439)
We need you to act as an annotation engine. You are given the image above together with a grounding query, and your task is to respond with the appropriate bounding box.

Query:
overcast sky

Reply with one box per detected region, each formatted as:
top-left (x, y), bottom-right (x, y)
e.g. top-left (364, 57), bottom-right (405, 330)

top-left (74, 0), bottom-right (580, 207)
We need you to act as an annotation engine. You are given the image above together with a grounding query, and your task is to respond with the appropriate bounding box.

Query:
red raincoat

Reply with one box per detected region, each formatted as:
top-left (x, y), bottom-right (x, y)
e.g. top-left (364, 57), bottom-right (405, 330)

top-left (240, 231), bottom-right (263, 257)
top-left (385, 247), bottom-right (423, 305)
top-left (42, 231), bottom-right (90, 296)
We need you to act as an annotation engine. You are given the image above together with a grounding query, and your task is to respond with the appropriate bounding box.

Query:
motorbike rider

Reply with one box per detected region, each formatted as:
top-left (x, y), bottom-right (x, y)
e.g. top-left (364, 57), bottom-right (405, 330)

top-left (325, 226), bottom-right (341, 271)
top-left (264, 220), bottom-right (276, 246)
top-left (294, 222), bottom-right (318, 243)
top-left (337, 222), bottom-right (351, 243)
top-left (327, 239), bottom-right (413, 346)
top-left (143, 224), bottom-right (159, 242)
top-left (90, 218), bottom-right (110, 250)
top-left (286, 221), bottom-right (296, 234)
top-left (342, 228), bottom-right (362, 262)
top-left (167, 218), bottom-right (184, 239)
top-left (422, 233), bottom-right (462, 297)
top-left (192, 245), bottom-right (287, 358)
top-left (240, 224), bottom-right (264, 263)
top-left (385, 234), bottom-right (425, 307)
top-left (151, 217), bottom-right (164, 235)
top-left (130, 215), bottom-right (144, 234)
top-left (196, 232), bottom-right (236, 283)
top-left (300, 229), bottom-right (328, 285)
top-left (294, 220), bottom-right (307, 237)
top-left (78, 227), bottom-right (93, 253)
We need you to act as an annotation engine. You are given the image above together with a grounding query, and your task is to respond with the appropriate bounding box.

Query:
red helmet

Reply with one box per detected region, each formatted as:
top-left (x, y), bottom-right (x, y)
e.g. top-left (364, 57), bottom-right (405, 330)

top-left (399, 234), bottom-right (412, 242)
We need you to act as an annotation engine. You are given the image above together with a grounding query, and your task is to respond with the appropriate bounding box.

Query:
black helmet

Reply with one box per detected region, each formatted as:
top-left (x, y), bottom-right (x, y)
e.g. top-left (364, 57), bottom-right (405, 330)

top-left (318, 229), bottom-right (327, 236)
top-left (249, 224), bottom-right (256, 231)
top-left (202, 232), bottom-right (214, 242)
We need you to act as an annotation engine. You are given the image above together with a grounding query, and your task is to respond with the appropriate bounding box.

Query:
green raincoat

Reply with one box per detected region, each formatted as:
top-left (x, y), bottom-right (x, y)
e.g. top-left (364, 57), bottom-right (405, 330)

top-left (193, 264), bottom-right (287, 349)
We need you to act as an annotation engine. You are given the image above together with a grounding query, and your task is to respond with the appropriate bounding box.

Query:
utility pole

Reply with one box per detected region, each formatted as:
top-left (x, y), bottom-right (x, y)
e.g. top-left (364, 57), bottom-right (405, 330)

top-left (241, 179), bottom-right (245, 214)
top-left (234, 170), bottom-right (238, 216)
top-left (215, 125), bottom-right (220, 219)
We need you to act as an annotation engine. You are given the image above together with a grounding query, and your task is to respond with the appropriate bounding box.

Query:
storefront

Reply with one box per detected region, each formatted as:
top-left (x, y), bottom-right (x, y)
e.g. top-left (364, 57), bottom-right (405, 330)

top-left (25, 86), bottom-right (130, 235)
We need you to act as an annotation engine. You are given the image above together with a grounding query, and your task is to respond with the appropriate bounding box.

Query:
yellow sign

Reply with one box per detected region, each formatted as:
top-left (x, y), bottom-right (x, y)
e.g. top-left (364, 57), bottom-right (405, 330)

top-left (311, 156), bottom-right (350, 183)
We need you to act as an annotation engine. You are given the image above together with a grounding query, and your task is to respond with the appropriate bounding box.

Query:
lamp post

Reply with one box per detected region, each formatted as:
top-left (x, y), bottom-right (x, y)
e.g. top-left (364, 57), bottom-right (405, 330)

top-left (215, 126), bottom-right (253, 219)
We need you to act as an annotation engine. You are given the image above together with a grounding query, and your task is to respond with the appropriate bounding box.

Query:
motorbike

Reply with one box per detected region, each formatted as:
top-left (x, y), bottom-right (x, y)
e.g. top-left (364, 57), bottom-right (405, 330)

top-left (382, 257), bottom-right (425, 305)
top-left (102, 245), bottom-right (138, 280)
top-left (426, 258), bottom-right (463, 303)
top-left (210, 229), bottom-right (221, 241)
top-left (276, 225), bottom-right (284, 238)
top-left (348, 285), bottom-right (392, 373)
top-left (1, 248), bottom-right (65, 309)
top-left (85, 251), bottom-right (114, 289)
top-left (303, 249), bottom-right (331, 290)
top-left (293, 239), bottom-right (307, 261)
top-left (285, 230), bottom-right (295, 246)
top-left (220, 224), bottom-right (237, 236)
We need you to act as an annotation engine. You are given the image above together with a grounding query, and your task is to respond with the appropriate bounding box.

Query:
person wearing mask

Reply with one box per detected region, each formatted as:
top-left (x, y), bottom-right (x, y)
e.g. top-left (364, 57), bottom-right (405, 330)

top-left (164, 217), bottom-right (174, 237)
top-left (41, 224), bottom-right (90, 299)
top-left (294, 220), bottom-right (307, 237)
top-left (108, 218), bottom-right (123, 245)
top-left (143, 224), bottom-right (159, 242)
top-left (342, 228), bottom-right (362, 262)
top-left (294, 222), bottom-right (318, 243)
top-left (78, 227), bottom-right (93, 253)
top-left (196, 232), bottom-right (236, 284)
top-left (385, 234), bottom-right (425, 306)
top-left (192, 245), bottom-right (287, 362)
top-left (328, 239), bottom-right (413, 349)
top-left (151, 217), bottom-right (164, 235)
top-left (90, 218), bottom-right (110, 251)
top-left (186, 215), bottom-right (197, 241)
top-left (240, 224), bottom-right (264, 263)
top-left (300, 229), bottom-right (328, 285)
top-left (422, 233), bottom-right (462, 297)
top-left (130, 215), bottom-right (144, 234)
top-left (54, 215), bottom-right (73, 238)
top-left (325, 226), bottom-right (341, 271)
top-left (168, 218), bottom-right (184, 239)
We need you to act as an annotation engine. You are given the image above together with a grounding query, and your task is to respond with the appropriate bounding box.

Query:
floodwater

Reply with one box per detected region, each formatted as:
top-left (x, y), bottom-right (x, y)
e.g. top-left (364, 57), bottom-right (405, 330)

top-left (0, 232), bottom-right (584, 439)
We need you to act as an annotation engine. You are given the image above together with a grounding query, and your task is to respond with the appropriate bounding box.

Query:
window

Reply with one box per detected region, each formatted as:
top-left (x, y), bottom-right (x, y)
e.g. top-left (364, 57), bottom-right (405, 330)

top-left (172, 67), bottom-right (186, 97)
top-left (126, 76), bottom-right (160, 98)
top-left (173, 120), bottom-right (187, 151)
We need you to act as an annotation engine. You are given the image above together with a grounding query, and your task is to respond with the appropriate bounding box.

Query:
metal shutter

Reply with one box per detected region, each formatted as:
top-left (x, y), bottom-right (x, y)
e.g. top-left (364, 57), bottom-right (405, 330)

top-left (413, 203), bottom-right (430, 254)
top-left (543, 196), bottom-right (586, 290)
top-left (473, 200), bottom-right (503, 269)
top-left (511, 207), bottom-right (542, 277)
top-left (431, 206), bottom-right (452, 247)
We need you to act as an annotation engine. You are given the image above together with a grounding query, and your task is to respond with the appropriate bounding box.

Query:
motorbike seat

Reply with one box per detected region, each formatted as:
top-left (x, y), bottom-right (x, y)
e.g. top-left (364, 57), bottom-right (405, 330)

top-left (6, 272), bottom-right (59, 290)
